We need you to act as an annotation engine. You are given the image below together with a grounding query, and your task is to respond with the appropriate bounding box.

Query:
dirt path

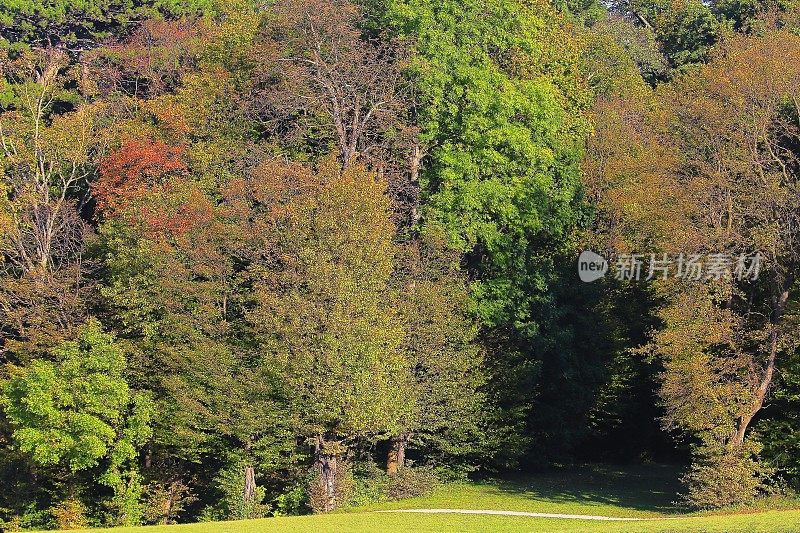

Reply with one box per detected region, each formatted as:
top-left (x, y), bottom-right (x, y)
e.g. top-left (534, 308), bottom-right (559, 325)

top-left (376, 509), bottom-right (678, 521)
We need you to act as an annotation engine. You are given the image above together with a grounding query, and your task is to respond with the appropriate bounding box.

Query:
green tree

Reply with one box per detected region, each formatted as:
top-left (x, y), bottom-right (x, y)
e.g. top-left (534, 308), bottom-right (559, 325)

top-left (99, 169), bottom-right (295, 520)
top-left (387, 229), bottom-right (486, 474)
top-left (0, 320), bottom-right (152, 525)
top-left (613, 0), bottom-right (800, 74)
top-left (619, 0), bottom-right (719, 69)
top-left (241, 159), bottom-right (413, 511)
top-left (0, 0), bottom-right (216, 52)
top-left (91, 27), bottom-right (301, 519)
top-left (759, 347), bottom-right (800, 485)
top-left (712, 0), bottom-right (799, 32)
top-left (374, 0), bottom-right (593, 466)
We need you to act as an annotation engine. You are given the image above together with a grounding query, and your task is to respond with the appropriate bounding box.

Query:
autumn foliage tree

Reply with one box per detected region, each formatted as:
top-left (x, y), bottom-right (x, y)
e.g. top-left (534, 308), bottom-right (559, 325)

top-left (94, 137), bottom-right (187, 215)
top-left (588, 28), bottom-right (800, 507)
top-left (240, 159), bottom-right (413, 511)
top-left (0, 48), bottom-right (104, 358)
top-left (253, 0), bottom-right (410, 172)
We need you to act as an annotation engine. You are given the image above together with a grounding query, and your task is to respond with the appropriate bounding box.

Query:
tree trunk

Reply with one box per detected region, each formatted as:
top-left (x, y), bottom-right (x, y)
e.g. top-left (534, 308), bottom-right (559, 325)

top-left (386, 433), bottom-right (409, 475)
top-left (243, 465), bottom-right (256, 505)
top-left (314, 437), bottom-right (340, 512)
top-left (731, 280), bottom-right (792, 447)
top-left (409, 143), bottom-right (423, 226)
top-left (732, 324), bottom-right (779, 447)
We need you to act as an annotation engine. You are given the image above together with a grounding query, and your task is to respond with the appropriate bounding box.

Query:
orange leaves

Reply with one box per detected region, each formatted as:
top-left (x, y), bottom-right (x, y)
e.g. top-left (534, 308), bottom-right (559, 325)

top-left (142, 97), bottom-right (191, 136)
top-left (93, 136), bottom-right (218, 241)
top-left (659, 30), bottom-right (800, 262)
top-left (584, 30), bottom-right (800, 258)
top-left (94, 138), bottom-right (188, 216)
top-left (583, 92), bottom-right (692, 254)
top-left (226, 159), bottom-right (323, 213)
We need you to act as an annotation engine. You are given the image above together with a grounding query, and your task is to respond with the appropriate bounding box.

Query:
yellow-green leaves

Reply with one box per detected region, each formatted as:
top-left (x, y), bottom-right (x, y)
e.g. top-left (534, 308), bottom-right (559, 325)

top-left (245, 161), bottom-right (413, 441)
top-left (1, 320), bottom-right (151, 473)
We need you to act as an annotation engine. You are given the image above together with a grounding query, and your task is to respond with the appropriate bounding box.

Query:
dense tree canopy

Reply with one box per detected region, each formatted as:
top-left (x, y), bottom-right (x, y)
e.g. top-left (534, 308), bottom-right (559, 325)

top-left (2, 0), bottom-right (800, 528)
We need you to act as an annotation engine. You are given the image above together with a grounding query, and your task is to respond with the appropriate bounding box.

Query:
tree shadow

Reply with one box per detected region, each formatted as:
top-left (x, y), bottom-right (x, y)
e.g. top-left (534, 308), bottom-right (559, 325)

top-left (477, 463), bottom-right (686, 515)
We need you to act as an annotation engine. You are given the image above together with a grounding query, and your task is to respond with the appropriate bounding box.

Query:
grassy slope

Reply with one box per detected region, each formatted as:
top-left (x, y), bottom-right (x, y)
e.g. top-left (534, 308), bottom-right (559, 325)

top-left (58, 465), bottom-right (800, 533)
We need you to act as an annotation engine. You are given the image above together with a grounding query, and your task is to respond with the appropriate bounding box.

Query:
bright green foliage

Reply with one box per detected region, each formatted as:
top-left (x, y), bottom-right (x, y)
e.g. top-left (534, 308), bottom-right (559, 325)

top-left (381, 0), bottom-right (590, 262)
top-left (1, 320), bottom-right (151, 473)
top-left (0, 320), bottom-right (152, 525)
top-left (375, 0), bottom-right (592, 465)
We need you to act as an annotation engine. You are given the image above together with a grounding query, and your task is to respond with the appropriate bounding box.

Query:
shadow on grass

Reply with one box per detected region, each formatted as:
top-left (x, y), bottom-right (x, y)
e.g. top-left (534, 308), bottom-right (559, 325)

top-left (476, 463), bottom-right (686, 515)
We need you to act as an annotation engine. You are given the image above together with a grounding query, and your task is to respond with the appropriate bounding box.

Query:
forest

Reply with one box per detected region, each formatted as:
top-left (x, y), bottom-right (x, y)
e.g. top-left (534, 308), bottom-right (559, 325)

top-left (0, 0), bottom-right (799, 530)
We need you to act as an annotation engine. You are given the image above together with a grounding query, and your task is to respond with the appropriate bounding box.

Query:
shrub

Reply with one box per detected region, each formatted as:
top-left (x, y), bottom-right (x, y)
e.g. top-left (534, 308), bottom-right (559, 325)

top-left (349, 461), bottom-right (389, 507)
top-left (682, 440), bottom-right (772, 509)
top-left (50, 498), bottom-right (88, 530)
top-left (272, 484), bottom-right (310, 517)
top-left (0, 503), bottom-right (51, 531)
top-left (386, 466), bottom-right (439, 501)
top-left (142, 478), bottom-right (197, 525)
top-left (205, 462), bottom-right (271, 520)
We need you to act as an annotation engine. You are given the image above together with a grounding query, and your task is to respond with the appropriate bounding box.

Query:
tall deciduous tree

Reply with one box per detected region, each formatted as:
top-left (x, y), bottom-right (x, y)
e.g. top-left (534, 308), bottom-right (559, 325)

top-left (100, 163), bottom-right (293, 520)
top-left (0, 48), bottom-right (104, 359)
top-left (241, 158), bottom-right (413, 511)
top-left (254, 0), bottom-right (410, 172)
top-left (387, 229), bottom-right (486, 474)
top-left (374, 0), bottom-right (594, 465)
top-left (654, 32), bottom-right (800, 507)
top-left (588, 29), bottom-right (800, 507)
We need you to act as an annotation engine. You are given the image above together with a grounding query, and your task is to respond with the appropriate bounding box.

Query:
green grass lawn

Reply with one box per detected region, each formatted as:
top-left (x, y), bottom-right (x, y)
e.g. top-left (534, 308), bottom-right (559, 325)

top-left (357, 464), bottom-right (684, 518)
top-left (66, 510), bottom-right (800, 533)
top-left (55, 465), bottom-right (800, 533)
